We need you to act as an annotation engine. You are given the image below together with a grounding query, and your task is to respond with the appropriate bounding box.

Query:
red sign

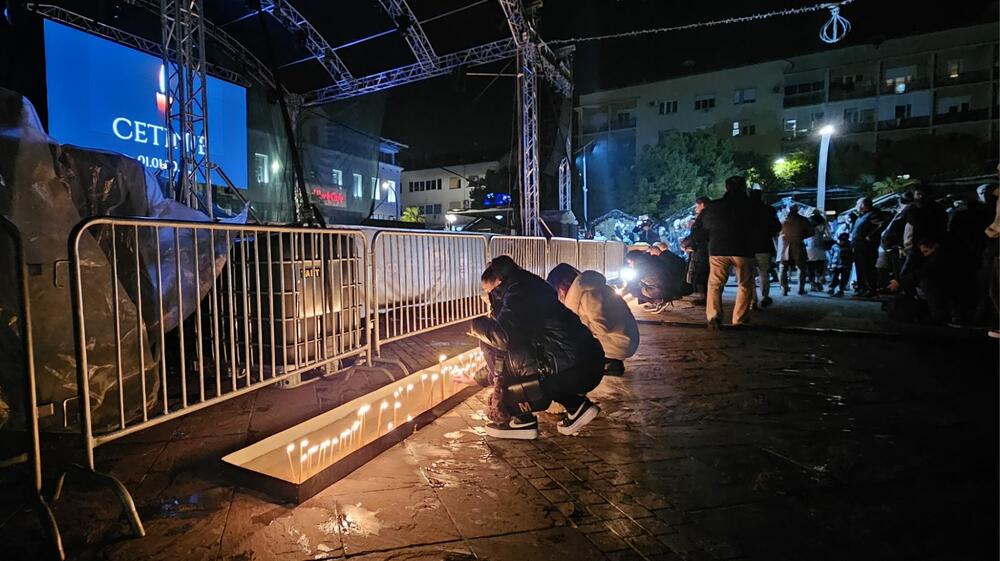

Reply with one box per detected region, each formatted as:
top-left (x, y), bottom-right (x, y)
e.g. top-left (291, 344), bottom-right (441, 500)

top-left (312, 188), bottom-right (346, 208)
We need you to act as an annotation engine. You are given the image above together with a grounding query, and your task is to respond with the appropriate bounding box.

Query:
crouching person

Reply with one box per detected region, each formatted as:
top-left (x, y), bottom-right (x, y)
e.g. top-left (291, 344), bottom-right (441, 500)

top-left (546, 264), bottom-right (640, 377)
top-left (471, 256), bottom-right (605, 439)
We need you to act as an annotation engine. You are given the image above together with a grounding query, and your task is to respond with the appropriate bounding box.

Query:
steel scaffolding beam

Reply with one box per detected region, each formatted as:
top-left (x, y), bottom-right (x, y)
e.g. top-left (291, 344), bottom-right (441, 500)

top-left (260, 0), bottom-right (354, 89)
top-left (161, 0), bottom-right (213, 214)
top-left (302, 38), bottom-right (516, 105)
top-left (376, 0), bottom-right (437, 69)
top-left (25, 3), bottom-right (246, 86)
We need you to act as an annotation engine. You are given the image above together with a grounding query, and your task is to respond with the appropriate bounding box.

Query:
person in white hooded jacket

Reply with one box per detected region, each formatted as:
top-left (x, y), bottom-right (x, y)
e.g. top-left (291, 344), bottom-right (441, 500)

top-left (546, 264), bottom-right (641, 376)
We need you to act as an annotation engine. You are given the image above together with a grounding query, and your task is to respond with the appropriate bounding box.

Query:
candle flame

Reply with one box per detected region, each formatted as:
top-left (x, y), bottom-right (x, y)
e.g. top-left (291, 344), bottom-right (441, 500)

top-left (332, 437), bottom-right (339, 445)
top-left (300, 439), bottom-right (308, 448)
top-left (406, 414), bottom-right (413, 422)
top-left (421, 374), bottom-right (428, 381)
top-left (351, 420), bottom-right (361, 431)
top-left (358, 404), bottom-right (371, 415)
top-left (286, 444), bottom-right (295, 453)
top-left (387, 422), bottom-right (394, 430)
top-left (300, 454), bottom-right (308, 462)
top-left (394, 401), bottom-right (402, 409)
top-left (439, 354), bottom-right (447, 363)
top-left (406, 384), bottom-right (414, 391)
top-left (308, 445), bottom-right (318, 454)
top-left (431, 373), bottom-right (439, 382)
top-left (380, 401), bottom-right (389, 410)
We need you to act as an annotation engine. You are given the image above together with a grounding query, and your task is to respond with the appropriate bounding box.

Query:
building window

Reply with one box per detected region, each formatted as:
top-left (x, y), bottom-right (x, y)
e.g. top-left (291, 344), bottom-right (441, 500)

top-left (783, 119), bottom-right (797, 132)
top-left (253, 153), bottom-right (269, 184)
top-left (386, 180), bottom-right (396, 202)
top-left (331, 169), bottom-right (342, 186)
top-left (437, 178), bottom-right (442, 190)
top-left (694, 94), bottom-right (716, 111)
top-left (733, 87), bottom-right (757, 104)
top-left (353, 173), bottom-right (363, 198)
top-left (947, 60), bottom-right (961, 79)
top-left (449, 177), bottom-right (461, 189)
top-left (733, 121), bottom-right (755, 136)
top-left (843, 107), bottom-right (859, 123)
top-left (894, 104), bottom-right (912, 119)
top-left (372, 177), bottom-right (379, 200)
top-left (658, 100), bottom-right (677, 115)
top-left (885, 66), bottom-right (915, 93)
top-left (433, 204), bottom-right (441, 215)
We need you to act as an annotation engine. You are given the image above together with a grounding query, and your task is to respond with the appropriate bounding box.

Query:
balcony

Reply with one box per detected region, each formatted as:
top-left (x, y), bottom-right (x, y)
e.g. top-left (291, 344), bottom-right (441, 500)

top-left (828, 82), bottom-right (877, 101)
top-left (581, 122), bottom-right (609, 135)
top-left (609, 116), bottom-right (637, 131)
top-left (841, 121), bottom-right (876, 134)
top-left (933, 108), bottom-right (990, 125)
top-left (783, 91), bottom-right (825, 108)
top-left (877, 116), bottom-right (930, 131)
top-left (934, 69), bottom-right (993, 87)
top-left (880, 77), bottom-right (930, 95)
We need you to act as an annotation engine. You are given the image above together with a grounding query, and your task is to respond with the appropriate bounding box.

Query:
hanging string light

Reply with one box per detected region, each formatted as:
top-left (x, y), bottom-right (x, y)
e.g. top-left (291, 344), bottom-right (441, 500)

top-left (546, 0), bottom-right (855, 47)
top-left (819, 3), bottom-right (852, 44)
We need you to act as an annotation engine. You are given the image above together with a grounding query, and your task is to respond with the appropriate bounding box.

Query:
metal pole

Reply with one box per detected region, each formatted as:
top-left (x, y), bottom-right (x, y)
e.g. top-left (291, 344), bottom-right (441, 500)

top-left (582, 150), bottom-right (589, 224)
top-left (817, 132), bottom-right (832, 212)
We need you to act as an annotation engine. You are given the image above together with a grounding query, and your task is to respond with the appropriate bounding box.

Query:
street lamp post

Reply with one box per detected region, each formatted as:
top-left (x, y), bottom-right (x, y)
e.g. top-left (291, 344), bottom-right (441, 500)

top-left (816, 125), bottom-right (835, 212)
top-left (370, 180), bottom-right (399, 219)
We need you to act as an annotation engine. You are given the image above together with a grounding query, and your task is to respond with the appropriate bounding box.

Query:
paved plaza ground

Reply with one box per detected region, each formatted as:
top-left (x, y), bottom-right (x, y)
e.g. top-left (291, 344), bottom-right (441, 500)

top-left (2, 288), bottom-right (997, 560)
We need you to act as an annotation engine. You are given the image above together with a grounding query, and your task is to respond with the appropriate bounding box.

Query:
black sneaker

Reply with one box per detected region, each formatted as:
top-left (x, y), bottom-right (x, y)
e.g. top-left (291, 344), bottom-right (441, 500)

top-left (557, 400), bottom-right (600, 436)
top-left (760, 297), bottom-right (773, 308)
top-left (798, 288), bottom-right (807, 295)
top-left (484, 416), bottom-right (538, 440)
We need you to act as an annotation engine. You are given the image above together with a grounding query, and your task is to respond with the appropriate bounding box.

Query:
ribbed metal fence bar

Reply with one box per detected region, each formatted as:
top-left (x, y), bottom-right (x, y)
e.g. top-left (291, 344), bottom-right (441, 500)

top-left (0, 217), bottom-right (65, 559)
top-left (546, 237), bottom-right (580, 275)
top-left (488, 235), bottom-right (547, 278)
top-left (371, 231), bottom-right (489, 354)
top-left (68, 218), bottom-right (369, 462)
top-left (578, 239), bottom-right (605, 275)
top-left (604, 240), bottom-right (626, 280)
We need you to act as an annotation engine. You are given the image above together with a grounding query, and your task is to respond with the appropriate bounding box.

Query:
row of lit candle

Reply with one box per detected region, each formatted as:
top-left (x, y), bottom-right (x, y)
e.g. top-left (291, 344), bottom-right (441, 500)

top-left (282, 350), bottom-right (487, 483)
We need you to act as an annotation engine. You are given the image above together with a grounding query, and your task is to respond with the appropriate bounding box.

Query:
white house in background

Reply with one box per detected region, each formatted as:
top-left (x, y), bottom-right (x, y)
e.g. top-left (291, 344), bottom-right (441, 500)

top-left (400, 161), bottom-right (499, 227)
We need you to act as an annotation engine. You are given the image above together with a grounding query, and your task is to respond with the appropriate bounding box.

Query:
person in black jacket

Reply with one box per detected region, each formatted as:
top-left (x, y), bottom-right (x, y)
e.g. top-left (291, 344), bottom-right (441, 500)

top-left (470, 256), bottom-right (605, 439)
top-left (747, 190), bottom-right (781, 308)
top-left (887, 236), bottom-right (965, 324)
top-left (681, 197), bottom-right (710, 304)
top-left (850, 197), bottom-right (887, 297)
top-left (699, 176), bottom-right (755, 329)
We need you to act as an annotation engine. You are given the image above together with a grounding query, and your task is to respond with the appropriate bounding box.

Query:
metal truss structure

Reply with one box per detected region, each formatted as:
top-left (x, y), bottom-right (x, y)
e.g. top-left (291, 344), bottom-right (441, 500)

top-left (259, 0), bottom-right (354, 89)
top-left (25, 3), bottom-right (246, 86)
top-left (30, 1), bottom-right (574, 234)
top-left (303, 37), bottom-right (516, 105)
top-left (376, 0), bottom-right (437, 70)
top-left (558, 134), bottom-right (571, 212)
top-left (497, 0), bottom-right (573, 236)
top-left (160, 0), bottom-right (213, 213)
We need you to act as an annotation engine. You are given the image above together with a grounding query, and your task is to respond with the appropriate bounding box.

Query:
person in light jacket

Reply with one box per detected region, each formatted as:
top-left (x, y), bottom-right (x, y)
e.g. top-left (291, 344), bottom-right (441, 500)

top-left (546, 264), bottom-right (640, 377)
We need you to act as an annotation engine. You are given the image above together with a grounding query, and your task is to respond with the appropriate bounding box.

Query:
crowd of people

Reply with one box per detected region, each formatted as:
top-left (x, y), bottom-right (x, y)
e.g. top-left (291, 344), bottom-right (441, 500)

top-left (459, 176), bottom-right (998, 440)
top-left (621, 175), bottom-right (1000, 335)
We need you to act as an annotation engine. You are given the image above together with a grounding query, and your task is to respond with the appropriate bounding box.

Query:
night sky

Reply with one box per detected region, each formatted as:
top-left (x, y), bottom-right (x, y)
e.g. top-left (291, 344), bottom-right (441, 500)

top-left (377, 0), bottom-right (998, 168)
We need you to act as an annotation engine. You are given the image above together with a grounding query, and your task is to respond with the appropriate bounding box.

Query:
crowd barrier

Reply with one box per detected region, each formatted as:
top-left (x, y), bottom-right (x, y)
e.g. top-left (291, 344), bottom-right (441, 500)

top-left (0, 217), bottom-right (64, 559)
top-left (4, 216), bottom-right (629, 552)
top-left (67, 218), bottom-right (369, 470)
top-left (370, 231), bottom-right (489, 354)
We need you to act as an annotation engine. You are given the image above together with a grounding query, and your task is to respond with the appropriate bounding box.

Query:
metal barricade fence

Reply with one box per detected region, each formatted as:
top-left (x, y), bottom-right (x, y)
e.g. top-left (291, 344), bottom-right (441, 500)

top-left (370, 231), bottom-right (489, 354)
top-left (68, 217), bottom-right (369, 468)
top-left (578, 240), bottom-right (605, 275)
top-left (546, 237), bottom-right (580, 274)
top-left (604, 240), bottom-right (626, 280)
top-left (489, 235), bottom-right (547, 278)
top-left (0, 217), bottom-right (64, 558)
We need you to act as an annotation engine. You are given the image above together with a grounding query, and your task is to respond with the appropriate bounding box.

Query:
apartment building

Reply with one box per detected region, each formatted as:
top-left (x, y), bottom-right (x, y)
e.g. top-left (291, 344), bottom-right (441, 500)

top-left (399, 161), bottom-right (499, 227)
top-left (576, 24), bottom-right (998, 206)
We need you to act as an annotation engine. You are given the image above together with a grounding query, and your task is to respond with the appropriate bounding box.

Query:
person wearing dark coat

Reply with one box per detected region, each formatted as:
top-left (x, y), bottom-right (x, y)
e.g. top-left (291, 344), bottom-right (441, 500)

top-left (633, 220), bottom-right (660, 245)
top-left (681, 197), bottom-right (710, 303)
top-left (625, 250), bottom-right (684, 308)
top-left (902, 185), bottom-right (948, 263)
top-left (779, 205), bottom-right (814, 296)
top-left (850, 197), bottom-right (887, 297)
top-left (827, 232), bottom-right (854, 296)
top-left (888, 237), bottom-right (964, 324)
top-left (747, 190), bottom-right (781, 308)
top-left (699, 176), bottom-right (755, 328)
top-left (470, 256), bottom-right (604, 440)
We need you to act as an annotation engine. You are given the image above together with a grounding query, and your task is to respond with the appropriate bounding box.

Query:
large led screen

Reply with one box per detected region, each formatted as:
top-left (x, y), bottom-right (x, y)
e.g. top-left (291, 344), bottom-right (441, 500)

top-left (44, 19), bottom-right (249, 188)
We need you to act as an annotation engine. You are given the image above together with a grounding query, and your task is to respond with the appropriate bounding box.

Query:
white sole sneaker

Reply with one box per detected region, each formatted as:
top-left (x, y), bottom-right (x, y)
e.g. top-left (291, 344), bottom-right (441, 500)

top-left (484, 423), bottom-right (539, 440)
top-left (557, 404), bottom-right (600, 436)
